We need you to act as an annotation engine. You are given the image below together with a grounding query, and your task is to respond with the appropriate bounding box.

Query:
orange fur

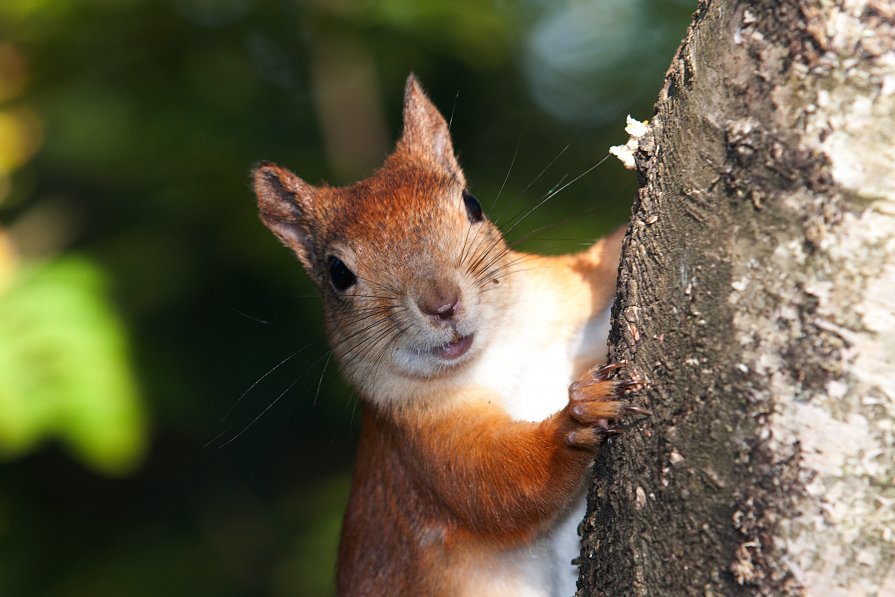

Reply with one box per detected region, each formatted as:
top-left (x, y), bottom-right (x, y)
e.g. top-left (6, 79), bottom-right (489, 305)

top-left (337, 363), bottom-right (627, 596)
top-left (253, 74), bottom-right (632, 596)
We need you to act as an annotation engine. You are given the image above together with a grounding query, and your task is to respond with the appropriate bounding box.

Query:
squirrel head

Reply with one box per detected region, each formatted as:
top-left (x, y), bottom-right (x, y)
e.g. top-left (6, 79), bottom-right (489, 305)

top-left (253, 74), bottom-right (513, 401)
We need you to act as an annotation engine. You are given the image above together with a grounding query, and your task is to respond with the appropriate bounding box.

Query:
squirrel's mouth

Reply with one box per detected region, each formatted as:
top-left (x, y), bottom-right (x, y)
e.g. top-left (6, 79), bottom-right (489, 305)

top-left (430, 333), bottom-right (474, 360)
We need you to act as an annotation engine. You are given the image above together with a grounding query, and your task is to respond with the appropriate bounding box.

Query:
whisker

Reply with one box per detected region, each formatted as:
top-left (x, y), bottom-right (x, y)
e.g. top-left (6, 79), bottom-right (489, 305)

top-left (472, 251), bottom-right (536, 286)
top-left (313, 351), bottom-right (333, 408)
top-left (519, 145), bottom-right (569, 198)
top-left (199, 426), bottom-right (237, 452)
top-left (492, 144), bottom-right (570, 230)
top-left (229, 307), bottom-right (271, 325)
top-left (349, 323), bottom-right (403, 383)
top-left (458, 220), bottom-right (475, 267)
top-left (503, 209), bottom-right (602, 248)
top-left (546, 173), bottom-right (570, 195)
top-left (216, 375), bottom-right (303, 448)
top-left (348, 391), bottom-right (360, 433)
top-left (465, 228), bottom-right (508, 279)
top-left (448, 89), bottom-right (460, 131)
top-left (330, 316), bottom-right (396, 357)
top-left (217, 327), bottom-right (357, 448)
top-left (478, 265), bottom-right (542, 289)
top-left (502, 154), bottom-right (610, 239)
top-left (347, 293), bottom-right (401, 301)
top-left (338, 323), bottom-right (392, 365)
top-left (491, 136), bottom-right (520, 212)
top-left (473, 246), bottom-right (526, 275)
top-left (220, 341), bottom-right (322, 424)
top-left (332, 306), bottom-right (402, 330)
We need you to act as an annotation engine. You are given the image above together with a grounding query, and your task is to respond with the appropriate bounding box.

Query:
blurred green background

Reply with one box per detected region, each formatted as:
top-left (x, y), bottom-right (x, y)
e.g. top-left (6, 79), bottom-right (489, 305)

top-left (0, 1), bottom-right (692, 595)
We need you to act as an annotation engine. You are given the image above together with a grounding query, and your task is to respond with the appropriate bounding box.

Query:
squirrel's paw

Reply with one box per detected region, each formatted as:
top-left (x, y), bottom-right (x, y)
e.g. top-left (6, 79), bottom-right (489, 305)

top-left (564, 361), bottom-right (646, 449)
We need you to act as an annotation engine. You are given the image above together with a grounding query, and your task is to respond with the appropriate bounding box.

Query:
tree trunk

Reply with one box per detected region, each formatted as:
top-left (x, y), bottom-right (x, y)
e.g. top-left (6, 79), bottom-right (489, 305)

top-left (577, 0), bottom-right (895, 595)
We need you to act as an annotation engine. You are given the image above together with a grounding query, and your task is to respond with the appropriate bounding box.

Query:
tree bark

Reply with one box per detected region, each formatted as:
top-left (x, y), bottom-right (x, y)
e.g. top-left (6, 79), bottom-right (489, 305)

top-left (577, 0), bottom-right (895, 595)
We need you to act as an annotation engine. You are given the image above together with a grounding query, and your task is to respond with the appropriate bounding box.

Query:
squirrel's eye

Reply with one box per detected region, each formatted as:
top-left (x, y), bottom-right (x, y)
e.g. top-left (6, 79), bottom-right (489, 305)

top-left (327, 256), bottom-right (357, 292)
top-left (462, 191), bottom-right (483, 224)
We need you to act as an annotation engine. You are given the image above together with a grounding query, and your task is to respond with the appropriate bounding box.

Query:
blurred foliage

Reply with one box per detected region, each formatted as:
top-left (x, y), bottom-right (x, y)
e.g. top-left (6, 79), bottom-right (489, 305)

top-left (0, 0), bottom-right (693, 595)
top-left (0, 256), bottom-right (145, 474)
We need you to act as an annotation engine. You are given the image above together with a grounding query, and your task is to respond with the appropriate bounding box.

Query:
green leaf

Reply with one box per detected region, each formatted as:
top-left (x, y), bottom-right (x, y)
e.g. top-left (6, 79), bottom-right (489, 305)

top-left (0, 256), bottom-right (147, 475)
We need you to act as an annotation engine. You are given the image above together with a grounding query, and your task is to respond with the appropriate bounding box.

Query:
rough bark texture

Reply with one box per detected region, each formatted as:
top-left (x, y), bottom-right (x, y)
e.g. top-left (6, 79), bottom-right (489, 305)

top-left (577, 0), bottom-right (895, 595)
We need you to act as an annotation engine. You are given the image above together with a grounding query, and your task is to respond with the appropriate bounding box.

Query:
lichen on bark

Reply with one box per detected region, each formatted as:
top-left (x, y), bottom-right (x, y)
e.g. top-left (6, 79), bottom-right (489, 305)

top-left (577, 0), bottom-right (895, 595)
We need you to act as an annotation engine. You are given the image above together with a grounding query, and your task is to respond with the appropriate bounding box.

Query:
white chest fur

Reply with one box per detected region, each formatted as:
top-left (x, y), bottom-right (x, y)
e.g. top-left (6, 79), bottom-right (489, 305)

top-left (470, 284), bottom-right (611, 421)
top-left (462, 277), bottom-right (612, 596)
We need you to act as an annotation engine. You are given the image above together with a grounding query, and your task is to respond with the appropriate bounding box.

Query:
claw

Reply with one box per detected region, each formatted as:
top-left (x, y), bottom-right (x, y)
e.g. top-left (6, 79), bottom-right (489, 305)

top-left (616, 380), bottom-right (644, 393)
top-left (598, 427), bottom-right (623, 438)
top-left (625, 406), bottom-right (651, 416)
top-left (592, 361), bottom-right (625, 380)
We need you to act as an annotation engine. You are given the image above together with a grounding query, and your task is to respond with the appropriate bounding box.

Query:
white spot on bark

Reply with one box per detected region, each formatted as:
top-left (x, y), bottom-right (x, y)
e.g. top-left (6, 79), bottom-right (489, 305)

top-left (609, 115), bottom-right (650, 170)
top-left (635, 486), bottom-right (647, 510)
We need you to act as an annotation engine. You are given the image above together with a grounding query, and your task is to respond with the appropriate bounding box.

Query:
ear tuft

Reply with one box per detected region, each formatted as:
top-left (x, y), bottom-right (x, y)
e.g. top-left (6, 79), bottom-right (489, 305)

top-left (400, 74), bottom-right (463, 179)
top-left (252, 162), bottom-right (318, 272)
top-left (403, 73), bottom-right (425, 105)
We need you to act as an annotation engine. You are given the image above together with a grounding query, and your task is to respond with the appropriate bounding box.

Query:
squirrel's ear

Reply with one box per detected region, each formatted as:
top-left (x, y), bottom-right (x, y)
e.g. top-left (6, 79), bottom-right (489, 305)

top-left (399, 74), bottom-right (463, 180)
top-left (253, 162), bottom-right (318, 272)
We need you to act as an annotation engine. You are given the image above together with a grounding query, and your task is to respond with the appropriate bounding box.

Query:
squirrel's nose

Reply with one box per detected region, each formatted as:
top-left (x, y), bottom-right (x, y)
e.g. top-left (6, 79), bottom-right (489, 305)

top-left (417, 280), bottom-right (460, 320)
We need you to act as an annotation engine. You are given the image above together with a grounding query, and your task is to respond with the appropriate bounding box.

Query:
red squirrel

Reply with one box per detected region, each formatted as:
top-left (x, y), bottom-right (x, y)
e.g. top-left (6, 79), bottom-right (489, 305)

top-left (253, 75), bottom-right (636, 596)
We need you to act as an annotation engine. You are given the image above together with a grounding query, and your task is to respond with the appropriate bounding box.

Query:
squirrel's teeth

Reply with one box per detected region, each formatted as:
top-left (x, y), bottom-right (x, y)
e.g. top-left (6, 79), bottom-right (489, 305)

top-left (432, 334), bottom-right (473, 360)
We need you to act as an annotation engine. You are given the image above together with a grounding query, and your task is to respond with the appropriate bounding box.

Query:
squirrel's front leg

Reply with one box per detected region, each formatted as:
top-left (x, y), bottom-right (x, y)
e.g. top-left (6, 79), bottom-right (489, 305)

top-left (397, 362), bottom-right (640, 545)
